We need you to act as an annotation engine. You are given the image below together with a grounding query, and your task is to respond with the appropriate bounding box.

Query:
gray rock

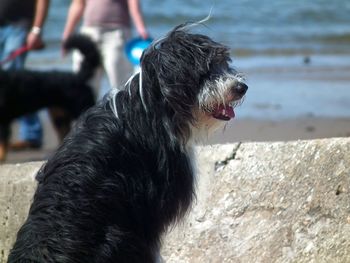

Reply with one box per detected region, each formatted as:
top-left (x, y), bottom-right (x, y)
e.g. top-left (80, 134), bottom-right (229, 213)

top-left (0, 162), bottom-right (39, 262)
top-left (162, 139), bottom-right (350, 263)
top-left (1, 138), bottom-right (350, 263)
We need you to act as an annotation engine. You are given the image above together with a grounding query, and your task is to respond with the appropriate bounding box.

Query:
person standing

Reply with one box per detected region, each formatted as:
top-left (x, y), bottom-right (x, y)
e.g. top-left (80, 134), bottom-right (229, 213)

top-left (0, 0), bottom-right (50, 150)
top-left (62, 0), bottom-right (149, 98)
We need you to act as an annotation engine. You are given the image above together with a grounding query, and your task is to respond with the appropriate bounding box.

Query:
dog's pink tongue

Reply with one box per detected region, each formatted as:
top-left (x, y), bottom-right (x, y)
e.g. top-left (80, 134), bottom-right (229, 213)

top-left (221, 105), bottom-right (235, 118)
top-left (214, 105), bottom-right (235, 120)
top-left (219, 105), bottom-right (235, 119)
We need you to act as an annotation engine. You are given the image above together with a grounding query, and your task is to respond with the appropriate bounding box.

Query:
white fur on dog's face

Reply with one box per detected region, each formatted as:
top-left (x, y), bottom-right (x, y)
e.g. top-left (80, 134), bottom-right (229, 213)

top-left (190, 71), bottom-right (246, 143)
top-left (198, 71), bottom-right (245, 113)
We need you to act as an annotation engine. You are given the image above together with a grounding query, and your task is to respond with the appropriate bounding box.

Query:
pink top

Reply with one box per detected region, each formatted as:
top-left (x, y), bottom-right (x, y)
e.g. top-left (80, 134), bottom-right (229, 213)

top-left (83, 0), bottom-right (130, 28)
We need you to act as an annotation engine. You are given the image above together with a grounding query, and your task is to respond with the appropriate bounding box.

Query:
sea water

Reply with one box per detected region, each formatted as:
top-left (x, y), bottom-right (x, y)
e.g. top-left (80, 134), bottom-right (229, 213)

top-left (26, 0), bottom-right (350, 119)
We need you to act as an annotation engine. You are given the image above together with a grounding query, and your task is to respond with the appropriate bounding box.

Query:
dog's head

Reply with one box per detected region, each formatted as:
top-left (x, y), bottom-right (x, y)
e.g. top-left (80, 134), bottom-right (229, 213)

top-left (120, 24), bottom-right (247, 146)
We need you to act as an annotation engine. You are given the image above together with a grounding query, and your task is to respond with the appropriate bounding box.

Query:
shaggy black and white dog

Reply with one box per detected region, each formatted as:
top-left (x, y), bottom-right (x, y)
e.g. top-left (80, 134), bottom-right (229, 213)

top-left (0, 34), bottom-right (100, 162)
top-left (8, 24), bottom-right (248, 263)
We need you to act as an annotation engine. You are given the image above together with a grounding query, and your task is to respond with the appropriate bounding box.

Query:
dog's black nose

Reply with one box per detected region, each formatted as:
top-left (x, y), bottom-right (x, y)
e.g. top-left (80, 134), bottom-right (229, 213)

top-left (236, 82), bottom-right (248, 96)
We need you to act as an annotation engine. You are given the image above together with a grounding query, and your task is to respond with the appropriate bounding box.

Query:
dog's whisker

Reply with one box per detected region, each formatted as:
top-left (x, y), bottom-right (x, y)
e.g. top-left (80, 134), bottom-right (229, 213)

top-left (177, 10), bottom-right (212, 32)
top-left (150, 10), bottom-right (213, 53)
top-left (110, 88), bottom-right (120, 119)
top-left (138, 67), bottom-right (148, 113)
top-left (110, 70), bottom-right (144, 119)
top-left (237, 96), bottom-right (246, 107)
top-left (124, 71), bottom-right (137, 88)
top-left (124, 70), bottom-right (139, 97)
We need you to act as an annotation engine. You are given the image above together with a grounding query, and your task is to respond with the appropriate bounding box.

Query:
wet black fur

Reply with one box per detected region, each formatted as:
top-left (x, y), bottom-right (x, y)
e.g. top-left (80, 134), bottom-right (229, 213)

top-left (8, 26), bottom-right (233, 263)
top-left (0, 34), bottom-right (100, 144)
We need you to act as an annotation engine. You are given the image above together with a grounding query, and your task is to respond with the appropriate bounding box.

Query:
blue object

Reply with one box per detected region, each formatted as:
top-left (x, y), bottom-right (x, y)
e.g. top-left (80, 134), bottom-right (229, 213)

top-left (125, 37), bottom-right (153, 65)
top-left (19, 113), bottom-right (43, 145)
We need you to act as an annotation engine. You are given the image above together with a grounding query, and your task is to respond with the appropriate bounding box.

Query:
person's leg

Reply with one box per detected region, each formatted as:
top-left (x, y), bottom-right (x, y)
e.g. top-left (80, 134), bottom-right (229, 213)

top-left (0, 124), bottom-right (10, 162)
top-left (15, 114), bottom-right (42, 149)
top-left (0, 27), bottom-right (11, 160)
top-left (2, 24), bottom-right (43, 149)
top-left (100, 28), bottom-right (133, 91)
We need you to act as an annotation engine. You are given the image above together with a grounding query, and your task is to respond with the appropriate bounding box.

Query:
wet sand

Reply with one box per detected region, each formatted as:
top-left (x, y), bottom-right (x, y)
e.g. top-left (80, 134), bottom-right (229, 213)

top-left (5, 115), bottom-right (350, 164)
top-left (209, 117), bottom-right (350, 144)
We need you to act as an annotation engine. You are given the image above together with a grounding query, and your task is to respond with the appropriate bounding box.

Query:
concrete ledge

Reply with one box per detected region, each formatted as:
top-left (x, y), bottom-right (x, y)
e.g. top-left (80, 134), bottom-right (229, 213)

top-left (1, 138), bottom-right (350, 262)
top-left (0, 162), bottom-right (41, 261)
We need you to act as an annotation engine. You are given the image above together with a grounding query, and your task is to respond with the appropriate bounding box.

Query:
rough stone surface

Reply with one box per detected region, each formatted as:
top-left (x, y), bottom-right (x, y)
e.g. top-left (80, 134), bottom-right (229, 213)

top-left (162, 139), bottom-right (350, 263)
top-left (1, 138), bottom-right (350, 263)
top-left (0, 162), bottom-right (40, 262)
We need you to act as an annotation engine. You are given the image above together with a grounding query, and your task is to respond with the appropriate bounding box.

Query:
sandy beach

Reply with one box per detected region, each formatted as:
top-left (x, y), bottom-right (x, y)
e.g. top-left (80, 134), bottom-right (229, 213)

top-left (4, 115), bottom-right (350, 164)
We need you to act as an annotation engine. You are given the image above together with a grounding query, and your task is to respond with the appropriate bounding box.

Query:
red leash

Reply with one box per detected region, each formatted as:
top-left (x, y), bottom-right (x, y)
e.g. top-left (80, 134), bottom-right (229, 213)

top-left (0, 45), bottom-right (30, 65)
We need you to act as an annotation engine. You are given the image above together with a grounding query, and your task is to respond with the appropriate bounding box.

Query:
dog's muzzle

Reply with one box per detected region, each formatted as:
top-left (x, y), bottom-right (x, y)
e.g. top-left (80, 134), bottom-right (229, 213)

top-left (212, 81), bottom-right (248, 121)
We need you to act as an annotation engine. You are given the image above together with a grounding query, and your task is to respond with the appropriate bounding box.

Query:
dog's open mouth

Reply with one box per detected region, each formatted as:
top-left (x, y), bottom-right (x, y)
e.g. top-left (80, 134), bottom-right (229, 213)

top-left (212, 104), bottom-right (235, 121)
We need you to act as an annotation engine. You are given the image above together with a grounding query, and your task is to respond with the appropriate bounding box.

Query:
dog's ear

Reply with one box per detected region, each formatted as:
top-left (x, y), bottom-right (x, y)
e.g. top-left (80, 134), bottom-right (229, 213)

top-left (140, 45), bottom-right (199, 122)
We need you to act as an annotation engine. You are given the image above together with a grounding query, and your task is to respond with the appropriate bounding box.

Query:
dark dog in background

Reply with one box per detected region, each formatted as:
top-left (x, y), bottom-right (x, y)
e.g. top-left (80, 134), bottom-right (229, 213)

top-left (8, 24), bottom-right (247, 262)
top-left (0, 34), bottom-right (100, 162)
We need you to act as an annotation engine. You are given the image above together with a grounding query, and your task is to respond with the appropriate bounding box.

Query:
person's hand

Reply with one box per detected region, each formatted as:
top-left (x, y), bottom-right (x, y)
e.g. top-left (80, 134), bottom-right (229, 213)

top-left (138, 28), bottom-right (149, 40)
top-left (26, 31), bottom-right (45, 50)
top-left (61, 38), bottom-right (68, 57)
top-left (61, 32), bottom-right (72, 57)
